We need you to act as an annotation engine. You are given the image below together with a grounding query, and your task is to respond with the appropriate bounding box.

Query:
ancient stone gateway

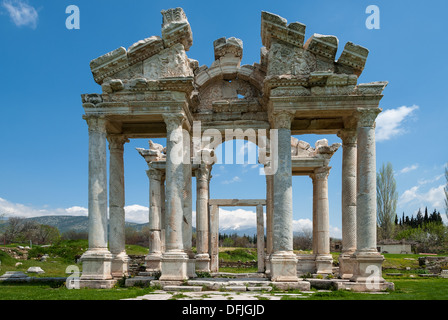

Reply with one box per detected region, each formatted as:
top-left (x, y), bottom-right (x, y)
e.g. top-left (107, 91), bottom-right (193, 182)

top-left (79, 7), bottom-right (392, 291)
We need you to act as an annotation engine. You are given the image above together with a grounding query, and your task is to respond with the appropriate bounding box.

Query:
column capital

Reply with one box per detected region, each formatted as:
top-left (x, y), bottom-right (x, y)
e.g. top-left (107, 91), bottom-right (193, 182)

top-left (354, 108), bottom-right (382, 128)
top-left (195, 162), bottom-right (212, 182)
top-left (314, 166), bottom-right (331, 181)
top-left (270, 110), bottom-right (295, 129)
top-left (146, 167), bottom-right (164, 181)
top-left (107, 134), bottom-right (129, 151)
top-left (162, 113), bottom-right (186, 132)
top-left (337, 129), bottom-right (357, 145)
top-left (84, 115), bottom-right (107, 133)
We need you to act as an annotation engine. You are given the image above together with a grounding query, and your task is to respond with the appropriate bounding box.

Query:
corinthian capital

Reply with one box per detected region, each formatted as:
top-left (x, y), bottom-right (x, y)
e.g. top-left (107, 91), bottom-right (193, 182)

top-left (354, 108), bottom-right (382, 128)
top-left (314, 166), bottom-right (331, 181)
top-left (337, 129), bottom-right (357, 145)
top-left (270, 111), bottom-right (295, 129)
top-left (146, 167), bottom-right (164, 181)
top-left (163, 113), bottom-right (186, 132)
top-left (84, 115), bottom-right (107, 133)
top-left (195, 162), bottom-right (212, 182)
top-left (107, 135), bottom-right (129, 151)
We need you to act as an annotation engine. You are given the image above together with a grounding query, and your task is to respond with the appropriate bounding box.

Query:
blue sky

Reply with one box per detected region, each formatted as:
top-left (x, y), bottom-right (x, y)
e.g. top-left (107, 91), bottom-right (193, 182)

top-left (0, 0), bottom-right (447, 237)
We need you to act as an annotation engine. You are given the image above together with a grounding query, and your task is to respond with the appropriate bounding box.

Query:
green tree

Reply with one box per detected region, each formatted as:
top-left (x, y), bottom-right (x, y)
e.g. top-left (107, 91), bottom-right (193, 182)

top-left (377, 162), bottom-right (398, 239)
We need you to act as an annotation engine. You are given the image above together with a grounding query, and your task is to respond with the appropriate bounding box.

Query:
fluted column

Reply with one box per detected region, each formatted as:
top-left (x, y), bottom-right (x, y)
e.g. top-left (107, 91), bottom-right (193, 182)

top-left (80, 116), bottom-right (113, 282)
top-left (195, 162), bottom-right (212, 272)
top-left (314, 166), bottom-right (333, 274)
top-left (351, 108), bottom-right (385, 284)
top-left (108, 134), bottom-right (130, 278)
top-left (160, 113), bottom-right (189, 281)
top-left (337, 129), bottom-right (358, 278)
top-left (269, 111), bottom-right (298, 282)
top-left (145, 167), bottom-right (164, 272)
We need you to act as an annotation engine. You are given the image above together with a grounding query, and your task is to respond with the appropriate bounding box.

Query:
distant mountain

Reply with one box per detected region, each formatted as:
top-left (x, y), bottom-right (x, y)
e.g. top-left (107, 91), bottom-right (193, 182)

top-left (23, 216), bottom-right (149, 234)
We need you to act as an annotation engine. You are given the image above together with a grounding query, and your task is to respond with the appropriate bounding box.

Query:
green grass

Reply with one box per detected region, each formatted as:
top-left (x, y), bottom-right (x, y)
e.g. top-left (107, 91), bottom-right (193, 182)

top-left (281, 278), bottom-right (448, 300)
top-left (0, 282), bottom-right (155, 300)
top-left (218, 248), bottom-right (257, 262)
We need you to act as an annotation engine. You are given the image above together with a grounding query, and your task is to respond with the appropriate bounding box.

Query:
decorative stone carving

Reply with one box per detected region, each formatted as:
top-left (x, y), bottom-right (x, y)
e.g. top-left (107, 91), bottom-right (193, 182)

top-left (291, 137), bottom-right (340, 158)
top-left (214, 37), bottom-right (243, 60)
top-left (81, 94), bottom-right (103, 105)
top-left (143, 43), bottom-right (193, 80)
top-left (337, 42), bottom-right (369, 76)
top-left (261, 11), bottom-right (306, 49)
top-left (136, 140), bottom-right (167, 162)
top-left (270, 111), bottom-right (295, 129)
top-left (127, 36), bottom-right (165, 64)
top-left (107, 135), bottom-right (129, 151)
top-left (161, 7), bottom-right (193, 51)
top-left (267, 40), bottom-right (316, 77)
top-left (355, 108), bottom-right (382, 128)
top-left (198, 78), bottom-right (262, 112)
top-left (303, 33), bottom-right (339, 61)
top-left (337, 129), bottom-right (357, 145)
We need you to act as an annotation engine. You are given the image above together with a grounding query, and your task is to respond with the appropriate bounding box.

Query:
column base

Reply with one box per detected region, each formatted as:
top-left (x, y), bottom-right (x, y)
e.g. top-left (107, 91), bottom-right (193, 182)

top-left (315, 254), bottom-right (333, 275)
top-left (297, 254), bottom-right (316, 274)
top-left (270, 251), bottom-right (298, 282)
top-left (159, 251), bottom-right (189, 281)
top-left (195, 254), bottom-right (211, 273)
top-left (350, 251), bottom-right (386, 290)
top-left (145, 253), bottom-right (162, 272)
top-left (264, 256), bottom-right (271, 275)
top-left (80, 248), bottom-right (113, 281)
top-left (111, 251), bottom-right (130, 278)
top-left (338, 252), bottom-right (356, 279)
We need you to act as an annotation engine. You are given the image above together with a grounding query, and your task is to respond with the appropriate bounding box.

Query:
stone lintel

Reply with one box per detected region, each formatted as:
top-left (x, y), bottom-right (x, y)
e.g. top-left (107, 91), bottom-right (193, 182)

top-left (208, 199), bottom-right (266, 207)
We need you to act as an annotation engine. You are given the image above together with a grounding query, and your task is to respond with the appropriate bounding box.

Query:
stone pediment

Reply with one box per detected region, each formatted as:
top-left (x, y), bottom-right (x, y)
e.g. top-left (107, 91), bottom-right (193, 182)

top-left (89, 7), bottom-right (195, 89)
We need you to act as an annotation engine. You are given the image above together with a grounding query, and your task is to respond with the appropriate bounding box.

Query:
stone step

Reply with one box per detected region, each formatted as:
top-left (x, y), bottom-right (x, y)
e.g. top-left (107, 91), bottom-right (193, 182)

top-left (163, 285), bottom-right (203, 292)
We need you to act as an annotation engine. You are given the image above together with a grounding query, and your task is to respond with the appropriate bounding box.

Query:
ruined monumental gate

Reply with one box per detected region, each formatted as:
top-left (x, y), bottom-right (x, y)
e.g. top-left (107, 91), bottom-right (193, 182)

top-left (79, 7), bottom-right (393, 291)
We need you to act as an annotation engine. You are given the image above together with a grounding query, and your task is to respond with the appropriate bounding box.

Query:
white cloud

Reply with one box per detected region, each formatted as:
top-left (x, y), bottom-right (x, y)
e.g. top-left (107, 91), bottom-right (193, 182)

top-left (2, 0), bottom-right (38, 29)
top-left (418, 174), bottom-right (444, 186)
top-left (0, 197), bottom-right (88, 218)
top-left (124, 204), bottom-right (149, 224)
top-left (222, 176), bottom-right (241, 184)
top-left (399, 164), bottom-right (419, 174)
top-left (399, 184), bottom-right (445, 211)
top-left (375, 105), bottom-right (419, 141)
top-left (219, 208), bottom-right (258, 231)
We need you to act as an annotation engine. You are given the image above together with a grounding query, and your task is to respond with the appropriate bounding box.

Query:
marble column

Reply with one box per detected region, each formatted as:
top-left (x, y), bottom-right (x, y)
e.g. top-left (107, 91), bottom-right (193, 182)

top-left (107, 134), bottom-right (130, 278)
top-left (265, 170), bottom-right (273, 273)
top-left (145, 167), bottom-right (164, 272)
top-left (337, 129), bottom-right (358, 278)
top-left (160, 113), bottom-right (189, 281)
top-left (256, 204), bottom-right (265, 273)
top-left (314, 166), bottom-right (333, 274)
top-left (270, 111), bottom-right (298, 282)
top-left (182, 136), bottom-right (195, 278)
top-left (195, 162), bottom-right (212, 272)
top-left (209, 204), bottom-right (219, 273)
top-left (351, 108), bottom-right (385, 284)
top-left (80, 116), bottom-right (113, 285)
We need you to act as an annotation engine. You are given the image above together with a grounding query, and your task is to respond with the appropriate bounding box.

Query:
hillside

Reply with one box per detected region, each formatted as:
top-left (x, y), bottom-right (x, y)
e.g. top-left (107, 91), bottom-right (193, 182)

top-left (20, 216), bottom-right (148, 233)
